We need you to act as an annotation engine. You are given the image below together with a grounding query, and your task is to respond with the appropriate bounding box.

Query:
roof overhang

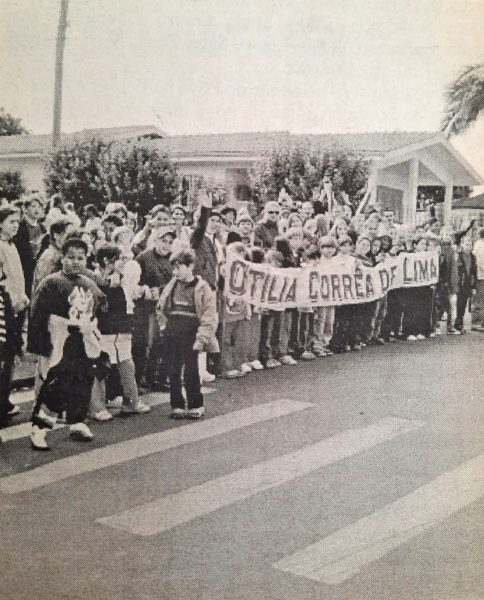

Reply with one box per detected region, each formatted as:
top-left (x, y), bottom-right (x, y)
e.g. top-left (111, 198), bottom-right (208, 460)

top-left (371, 133), bottom-right (484, 186)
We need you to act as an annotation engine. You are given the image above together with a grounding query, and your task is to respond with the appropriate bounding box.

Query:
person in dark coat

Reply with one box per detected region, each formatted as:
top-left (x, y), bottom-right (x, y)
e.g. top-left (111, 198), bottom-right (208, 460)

top-left (454, 237), bottom-right (477, 333)
top-left (14, 195), bottom-right (46, 299)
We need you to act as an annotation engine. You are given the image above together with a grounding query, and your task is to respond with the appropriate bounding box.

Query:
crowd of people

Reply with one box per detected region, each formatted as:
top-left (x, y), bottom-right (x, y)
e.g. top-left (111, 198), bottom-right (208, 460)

top-left (0, 187), bottom-right (482, 451)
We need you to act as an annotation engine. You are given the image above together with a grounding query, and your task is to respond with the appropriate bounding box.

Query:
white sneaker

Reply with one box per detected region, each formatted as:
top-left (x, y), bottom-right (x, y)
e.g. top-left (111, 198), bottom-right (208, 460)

top-left (30, 426), bottom-right (50, 451)
top-left (280, 355), bottom-right (297, 366)
top-left (201, 372), bottom-right (216, 383)
top-left (107, 396), bottom-right (123, 408)
top-left (121, 402), bottom-right (151, 415)
top-left (69, 423), bottom-right (94, 441)
top-left (416, 334), bottom-right (426, 341)
top-left (300, 351), bottom-right (316, 360)
top-left (93, 409), bottom-right (113, 422)
top-left (225, 370), bottom-right (244, 379)
top-left (265, 358), bottom-right (281, 368)
top-left (170, 408), bottom-right (187, 419)
top-left (186, 406), bottom-right (205, 419)
top-left (407, 335), bottom-right (418, 341)
top-left (240, 363), bottom-right (253, 374)
top-left (249, 360), bottom-right (264, 370)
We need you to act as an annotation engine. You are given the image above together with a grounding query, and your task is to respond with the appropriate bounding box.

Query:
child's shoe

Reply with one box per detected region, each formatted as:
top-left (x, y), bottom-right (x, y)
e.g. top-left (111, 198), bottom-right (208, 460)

top-left (265, 358), bottom-right (281, 368)
top-left (186, 406), bottom-right (205, 420)
top-left (249, 360), bottom-right (264, 370)
top-left (120, 402), bottom-right (151, 415)
top-left (170, 408), bottom-right (187, 419)
top-left (201, 371), bottom-right (216, 383)
top-left (240, 363), bottom-right (253, 374)
top-left (416, 334), bottom-right (426, 340)
top-left (280, 355), bottom-right (297, 365)
top-left (93, 409), bottom-right (114, 422)
top-left (30, 426), bottom-right (50, 451)
top-left (300, 351), bottom-right (316, 360)
top-left (69, 423), bottom-right (94, 441)
top-left (407, 335), bottom-right (418, 341)
top-left (225, 370), bottom-right (244, 379)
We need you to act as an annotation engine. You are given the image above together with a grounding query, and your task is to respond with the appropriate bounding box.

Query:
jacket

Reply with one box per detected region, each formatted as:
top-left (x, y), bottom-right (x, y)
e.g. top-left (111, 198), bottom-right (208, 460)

top-left (14, 219), bottom-right (45, 298)
top-left (157, 276), bottom-right (219, 353)
top-left (456, 250), bottom-right (477, 293)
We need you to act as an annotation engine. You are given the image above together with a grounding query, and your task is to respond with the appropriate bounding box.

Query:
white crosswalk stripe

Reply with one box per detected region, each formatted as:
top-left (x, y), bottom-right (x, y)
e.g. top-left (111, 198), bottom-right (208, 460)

top-left (0, 387), bottom-right (216, 442)
top-left (97, 417), bottom-right (424, 536)
top-left (0, 399), bottom-right (313, 494)
top-left (274, 452), bottom-right (484, 585)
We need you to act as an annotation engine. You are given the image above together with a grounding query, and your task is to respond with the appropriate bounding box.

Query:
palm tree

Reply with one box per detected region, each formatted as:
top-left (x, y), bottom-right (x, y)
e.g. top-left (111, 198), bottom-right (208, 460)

top-left (441, 63), bottom-right (484, 138)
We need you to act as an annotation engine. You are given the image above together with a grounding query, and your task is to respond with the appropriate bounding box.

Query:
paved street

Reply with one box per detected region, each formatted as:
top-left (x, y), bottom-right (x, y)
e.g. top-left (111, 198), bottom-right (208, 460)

top-left (0, 333), bottom-right (483, 600)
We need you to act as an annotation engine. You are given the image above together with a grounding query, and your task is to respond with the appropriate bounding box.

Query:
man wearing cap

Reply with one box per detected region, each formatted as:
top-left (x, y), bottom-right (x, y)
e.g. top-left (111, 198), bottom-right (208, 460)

top-left (253, 201), bottom-right (280, 249)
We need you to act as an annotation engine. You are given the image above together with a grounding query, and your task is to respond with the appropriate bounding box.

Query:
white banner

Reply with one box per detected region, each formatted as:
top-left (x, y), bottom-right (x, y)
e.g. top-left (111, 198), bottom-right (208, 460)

top-left (224, 252), bottom-right (439, 309)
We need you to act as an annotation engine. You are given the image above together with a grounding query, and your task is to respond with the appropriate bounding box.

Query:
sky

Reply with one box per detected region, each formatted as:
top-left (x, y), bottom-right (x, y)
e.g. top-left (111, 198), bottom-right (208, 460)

top-left (1, 0), bottom-right (483, 173)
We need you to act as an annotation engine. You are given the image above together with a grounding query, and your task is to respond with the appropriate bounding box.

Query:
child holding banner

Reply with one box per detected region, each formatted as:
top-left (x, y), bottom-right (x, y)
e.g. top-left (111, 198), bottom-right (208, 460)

top-left (312, 236), bottom-right (337, 356)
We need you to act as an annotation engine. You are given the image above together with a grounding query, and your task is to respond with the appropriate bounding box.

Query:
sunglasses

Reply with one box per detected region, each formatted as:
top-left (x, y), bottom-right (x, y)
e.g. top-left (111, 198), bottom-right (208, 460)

top-left (268, 211), bottom-right (280, 215)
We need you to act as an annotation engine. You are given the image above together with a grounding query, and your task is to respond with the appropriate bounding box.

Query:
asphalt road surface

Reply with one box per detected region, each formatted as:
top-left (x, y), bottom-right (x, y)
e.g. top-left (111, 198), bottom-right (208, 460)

top-left (0, 333), bottom-right (483, 600)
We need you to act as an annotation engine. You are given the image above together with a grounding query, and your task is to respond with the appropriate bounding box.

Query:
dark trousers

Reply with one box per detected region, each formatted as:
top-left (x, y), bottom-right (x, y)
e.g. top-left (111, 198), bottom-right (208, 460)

top-left (455, 290), bottom-right (471, 331)
top-left (0, 348), bottom-right (15, 424)
top-left (401, 287), bottom-right (433, 337)
top-left (164, 326), bottom-right (203, 410)
top-left (259, 310), bottom-right (282, 362)
top-left (382, 290), bottom-right (403, 339)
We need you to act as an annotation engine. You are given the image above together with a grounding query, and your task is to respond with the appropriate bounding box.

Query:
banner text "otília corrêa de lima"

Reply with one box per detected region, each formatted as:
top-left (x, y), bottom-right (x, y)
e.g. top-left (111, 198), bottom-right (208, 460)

top-left (225, 252), bottom-right (439, 310)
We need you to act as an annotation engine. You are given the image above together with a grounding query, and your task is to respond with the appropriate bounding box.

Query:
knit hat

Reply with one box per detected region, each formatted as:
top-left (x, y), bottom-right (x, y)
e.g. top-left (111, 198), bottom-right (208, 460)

top-left (236, 209), bottom-right (253, 225)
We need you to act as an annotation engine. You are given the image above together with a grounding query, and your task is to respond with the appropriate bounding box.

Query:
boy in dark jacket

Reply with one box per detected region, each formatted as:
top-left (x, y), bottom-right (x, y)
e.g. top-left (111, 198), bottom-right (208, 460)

top-left (454, 237), bottom-right (477, 333)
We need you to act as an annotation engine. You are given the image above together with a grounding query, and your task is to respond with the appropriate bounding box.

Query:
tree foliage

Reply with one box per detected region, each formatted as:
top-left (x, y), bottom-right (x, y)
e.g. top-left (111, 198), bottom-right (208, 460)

top-left (0, 108), bottom-right (29, 136)
top-left (44, 139), bottom-right (179, 215)
top-left (250, 143), bottom-right (370, 211)
top-left (0, 170), bottom-right (26, 201)
top-left (442, 63), bottom-right (484, 137)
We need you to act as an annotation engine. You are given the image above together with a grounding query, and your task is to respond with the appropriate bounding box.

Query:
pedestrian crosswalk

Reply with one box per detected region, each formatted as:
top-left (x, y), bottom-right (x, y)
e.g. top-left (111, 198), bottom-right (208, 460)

top-left (98, 417), bottom-right (423, 536)
top-left (1, 392), bottom-right (482, 590)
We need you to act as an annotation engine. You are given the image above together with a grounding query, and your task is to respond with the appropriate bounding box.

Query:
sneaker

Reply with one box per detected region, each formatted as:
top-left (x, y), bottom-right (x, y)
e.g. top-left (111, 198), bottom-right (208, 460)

top-left (249, 360), bottom-right (264, 371)
top-left (300, 351), bottom-right (316, 360)
top-left (106, 396), bottom-right (123, 408)
top-left (7, 405), bottom-right (21, 417)
top-left (201, 372), bottom-right (216, 384)
top-left (69, 423), bottom-right (94, 441)
top-left (121, 402), bottom-right (151, 415)
top-left (30, 425), bottom-right (50, 451)
top-left (93, 409), bottom-right (113, 422)
top-left (451, 329), bottom-right (462, 335)
top-left (407, 335), bottom-right (418, 341)
top-left (240, 363), bottom-right (253, 374)
top-left (416, 334), bottom-right (426, 340)
top-left (170, 408), bottom-right (187, 419)
top-left (429, 332), bottom-right (436, 338)
top-left (280, 355), bottom-right (297, 366)
top-left (225, 370), bottom-right (244, 379)
top-left (265, 358), bottom-right (281, 368)
top-left (186, 406), bottom-right (205, 419)
top-left (344, 345), bottom-right (352, 352)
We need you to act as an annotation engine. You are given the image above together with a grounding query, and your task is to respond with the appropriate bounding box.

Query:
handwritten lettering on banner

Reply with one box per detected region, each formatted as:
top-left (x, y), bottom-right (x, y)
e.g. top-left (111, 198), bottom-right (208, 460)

top-left (225, 252), bottom-right (439, 309)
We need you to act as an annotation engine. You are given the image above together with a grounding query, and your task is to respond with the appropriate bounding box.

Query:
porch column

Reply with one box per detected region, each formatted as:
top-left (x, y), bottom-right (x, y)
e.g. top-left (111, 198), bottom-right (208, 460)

top-left (403, 158), bottom-right (419, 225)
top-left (443, 177), bottom-right (454, 224)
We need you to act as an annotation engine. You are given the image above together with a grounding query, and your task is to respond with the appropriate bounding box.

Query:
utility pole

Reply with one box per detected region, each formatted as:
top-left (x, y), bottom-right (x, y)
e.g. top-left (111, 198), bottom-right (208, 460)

top-left (52, 0), bottom-right (69, 148)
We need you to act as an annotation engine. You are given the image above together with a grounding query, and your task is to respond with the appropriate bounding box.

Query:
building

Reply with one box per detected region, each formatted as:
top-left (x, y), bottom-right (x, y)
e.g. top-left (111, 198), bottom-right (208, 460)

top-left (452, 193), bottom-right (484, 229)
top-left (0, 127), bottom-right (482, 223)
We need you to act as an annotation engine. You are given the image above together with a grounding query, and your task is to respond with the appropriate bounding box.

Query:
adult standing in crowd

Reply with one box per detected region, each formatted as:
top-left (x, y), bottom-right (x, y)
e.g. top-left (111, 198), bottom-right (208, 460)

top-left (253, 201), bottom-right (280, 249)
top-left (472, 227), bottom-right (484, 331)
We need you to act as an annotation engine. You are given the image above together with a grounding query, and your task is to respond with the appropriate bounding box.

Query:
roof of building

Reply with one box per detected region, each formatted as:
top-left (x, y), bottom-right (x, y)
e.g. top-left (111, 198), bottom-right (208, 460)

top-left (0, 125), bottom-right (164, 156)
top-left (453, 193), bottom-right (484, 210)
top-left (156, 130), bottom-right (437, 158)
